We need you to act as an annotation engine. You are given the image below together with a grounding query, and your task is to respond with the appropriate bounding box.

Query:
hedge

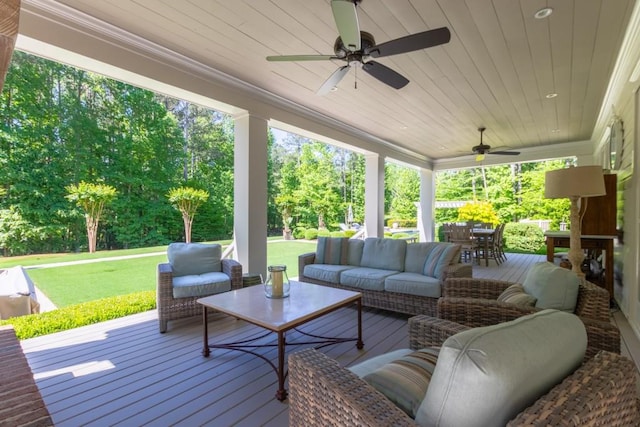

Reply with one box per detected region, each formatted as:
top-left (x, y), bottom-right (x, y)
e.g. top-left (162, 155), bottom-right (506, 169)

top-left (386, 219), bottom-right (417, 228)
top-left (0, 291), bottom-right (156, 340)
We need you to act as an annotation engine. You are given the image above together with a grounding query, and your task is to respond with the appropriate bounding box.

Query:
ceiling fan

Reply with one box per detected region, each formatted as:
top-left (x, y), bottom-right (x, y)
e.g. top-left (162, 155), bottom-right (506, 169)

top-left (472, 127), bottom-right (520, 161)
top-left (266, 0), bottom-right (450, 95)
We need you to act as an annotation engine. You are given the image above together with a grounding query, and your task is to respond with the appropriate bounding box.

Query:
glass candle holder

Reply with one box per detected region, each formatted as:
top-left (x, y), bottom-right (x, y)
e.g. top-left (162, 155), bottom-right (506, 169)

top-left (264, 265), bottom-right (290, 298)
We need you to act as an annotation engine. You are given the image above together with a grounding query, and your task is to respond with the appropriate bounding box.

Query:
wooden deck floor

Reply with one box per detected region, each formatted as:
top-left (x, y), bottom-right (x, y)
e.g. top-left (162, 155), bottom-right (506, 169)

top-left (19, 253), bottom-right (639, 426)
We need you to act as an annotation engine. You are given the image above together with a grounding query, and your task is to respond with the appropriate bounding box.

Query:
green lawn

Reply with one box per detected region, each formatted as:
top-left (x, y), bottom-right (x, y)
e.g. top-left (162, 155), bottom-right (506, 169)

top-left (7, 240), bottom-right (316, 308)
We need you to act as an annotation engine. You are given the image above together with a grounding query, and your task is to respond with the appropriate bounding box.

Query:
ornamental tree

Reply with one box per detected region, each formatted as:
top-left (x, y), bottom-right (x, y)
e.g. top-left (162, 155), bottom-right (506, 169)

top-left (167, 186), bottom-right (209, 243)
top-left (66, 181), bottom-right (117, 253)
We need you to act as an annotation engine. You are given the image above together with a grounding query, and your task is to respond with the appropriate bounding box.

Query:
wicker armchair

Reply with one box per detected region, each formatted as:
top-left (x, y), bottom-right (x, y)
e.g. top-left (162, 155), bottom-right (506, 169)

top-left (437, 277), bottom-right (619, 359)
top-left (157, 245), bottom-right (242, 333)
top-left (289, 316), bottom-right (639, 426)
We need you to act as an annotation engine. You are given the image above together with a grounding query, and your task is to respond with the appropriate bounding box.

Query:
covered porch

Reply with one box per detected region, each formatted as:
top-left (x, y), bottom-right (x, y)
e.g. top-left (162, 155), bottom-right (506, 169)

top-left (20, 253), bottom-right (640, 426)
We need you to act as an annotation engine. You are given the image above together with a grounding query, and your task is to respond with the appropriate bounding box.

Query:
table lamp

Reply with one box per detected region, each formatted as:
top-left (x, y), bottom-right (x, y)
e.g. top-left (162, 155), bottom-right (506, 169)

top-left (545, 165), bottom-right (606, 275)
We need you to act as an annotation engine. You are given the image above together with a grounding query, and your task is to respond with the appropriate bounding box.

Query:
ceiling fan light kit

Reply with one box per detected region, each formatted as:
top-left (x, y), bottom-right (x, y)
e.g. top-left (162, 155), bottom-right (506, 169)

top-left (266, 0), bottom-right (450, 95)
top-left (470, 127), bottom-right (520, 161)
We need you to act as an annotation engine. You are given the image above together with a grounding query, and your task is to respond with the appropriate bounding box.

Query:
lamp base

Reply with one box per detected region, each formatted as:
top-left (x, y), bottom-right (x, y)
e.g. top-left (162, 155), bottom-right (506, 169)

top-left (567, 195), bottom-right (585, 277)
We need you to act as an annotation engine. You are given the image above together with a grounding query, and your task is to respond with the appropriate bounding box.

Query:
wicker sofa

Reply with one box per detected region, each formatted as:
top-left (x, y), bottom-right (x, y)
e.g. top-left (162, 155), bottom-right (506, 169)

top-left (298, 237), bottom-right (472, 317)
top-left (156, 243), bottom-right (242, 332)
top-left (289, 312), bottom-right (639, 426)
top-left (437, 265), bottom-right (620, 359)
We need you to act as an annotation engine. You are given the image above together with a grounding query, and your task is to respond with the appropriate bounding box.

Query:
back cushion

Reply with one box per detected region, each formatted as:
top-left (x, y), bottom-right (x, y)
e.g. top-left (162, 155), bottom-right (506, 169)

top-left (315, 237), bottom-right (349, 265)
top-left (347, 239), bottom-right (364, 266)
top-left (422, 243), bottom-right (461, 278)
top-left (404, 243), bottom-right (437, 273)
top-left (168, 243), bottom-right (222, 277)
top-left (522, 262), bottom-right (580, 312)
top-left (360, 238), bottom-right (407, 271)
top-left (416, 310), bottom-right (587, 427)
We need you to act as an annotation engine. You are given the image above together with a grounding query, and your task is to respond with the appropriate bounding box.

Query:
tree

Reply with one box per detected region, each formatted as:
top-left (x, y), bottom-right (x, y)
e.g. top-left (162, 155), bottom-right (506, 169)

top-left (386, 163), bottom-right (420, 220)
top-left (294, 143), bottom-right (342, 228)
top-left (65, 182), bottom-right (117, 253)
top-left (167, 186), bottom-right (209, 243)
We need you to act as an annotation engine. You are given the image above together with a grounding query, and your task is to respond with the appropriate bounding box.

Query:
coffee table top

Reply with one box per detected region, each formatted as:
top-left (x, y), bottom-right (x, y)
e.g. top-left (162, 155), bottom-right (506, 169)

top-left (197, 281), bottom-right (361, 332)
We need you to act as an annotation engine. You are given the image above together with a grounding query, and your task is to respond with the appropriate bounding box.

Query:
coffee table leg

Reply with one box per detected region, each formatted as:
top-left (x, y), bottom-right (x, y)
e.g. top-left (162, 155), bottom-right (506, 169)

top-left (202, 306), bottom-right (210, 357)
top-left (356, 299), bottom-right (364, 349)
top-left (275, 331), bottom-right (287, 401)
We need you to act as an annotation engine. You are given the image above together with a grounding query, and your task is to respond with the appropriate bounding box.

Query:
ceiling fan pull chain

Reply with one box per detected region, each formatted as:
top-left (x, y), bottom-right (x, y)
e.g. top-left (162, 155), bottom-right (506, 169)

top-left (354, 65), bottom-right (358, 89)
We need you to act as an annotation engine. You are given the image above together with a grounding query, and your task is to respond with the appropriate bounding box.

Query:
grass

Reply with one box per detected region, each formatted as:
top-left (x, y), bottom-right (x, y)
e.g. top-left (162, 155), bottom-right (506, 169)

top-left (3, 239), bottom-right (316, 308)
top-left (26, 255), bottom-right (164, 307)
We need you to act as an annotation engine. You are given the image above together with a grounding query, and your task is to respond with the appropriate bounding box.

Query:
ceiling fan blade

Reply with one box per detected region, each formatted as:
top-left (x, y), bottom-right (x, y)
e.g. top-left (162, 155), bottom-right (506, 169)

top-left (491, 150), bottom-right (521, 156)
top-left (362, 61), bottom-right (409, 89)
top-left (365, 27), bottom-right (451, 58)
top-left (317, 65), bottom-right (351, 95)
top-left (267, 55), bottom-right (336, 62)
top-left (331, 0), bottom-right (361, 52)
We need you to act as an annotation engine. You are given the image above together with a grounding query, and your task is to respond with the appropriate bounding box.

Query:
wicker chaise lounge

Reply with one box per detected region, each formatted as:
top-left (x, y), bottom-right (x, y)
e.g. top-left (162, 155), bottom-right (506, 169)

top-left (289, 313), bottom-right (639, 426)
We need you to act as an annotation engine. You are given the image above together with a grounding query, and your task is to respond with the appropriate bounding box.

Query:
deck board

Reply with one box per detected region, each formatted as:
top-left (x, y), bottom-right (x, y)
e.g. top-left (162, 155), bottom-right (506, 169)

top-left (21, 252), bottom-right (635, 427)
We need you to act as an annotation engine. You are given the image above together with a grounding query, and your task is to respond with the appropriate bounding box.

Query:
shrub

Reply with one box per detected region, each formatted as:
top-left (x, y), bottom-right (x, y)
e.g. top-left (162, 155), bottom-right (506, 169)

top-left (317, 229), bottom-right (331, 237)
top-left (330, 231), bottom-right (346, 237)
top-left (0, 291), bottom-right (156, 340)
top-left (344, 230), bottom-right (356, 238)
top-left (386, 219), bottom-right (416, 228)
top-left (293, 227), bottom-right (306, 239)
top-left (457, 201), bottom-right (500, 226)
top-left (384, 231), bottom-right (393, 237)
top-left (304, 229), bottom-right (319, 240)
top-left (503, 223), bottom-right (545, 253)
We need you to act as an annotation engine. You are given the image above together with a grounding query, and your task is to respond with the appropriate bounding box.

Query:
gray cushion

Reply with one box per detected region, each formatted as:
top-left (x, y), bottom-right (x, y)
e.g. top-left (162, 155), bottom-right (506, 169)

top-left (340, 267), bottom-right (399, 291)
top-left (384, 273), bottom-right (441, 298)
top-left (172, 272), bottom-right (231, 298)
top-left (360, 238), bottom-right (407, 271)
top-left (498, 283), bottom-right (537, 307)
top-left (347, 239), bottom-right (364, 266)
top-left (303, 264), bottom-right (357, 283)
top-left (522, 262), bottom-right (580, 312)
top-left (416, 309), bottom-right (587, 427)
top-left (404, 243), bottom-right (435, 273)
top-left (315, 237), bottom-right (349, 265)
top-left (422, 243), bottom-right (461, 278)
top-left (167, 243), bottom-right (221, 277)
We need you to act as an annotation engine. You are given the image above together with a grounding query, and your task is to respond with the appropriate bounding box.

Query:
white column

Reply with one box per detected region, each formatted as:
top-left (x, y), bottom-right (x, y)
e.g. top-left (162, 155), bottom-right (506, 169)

top-left (364, 154), bottom-right (385, 237)
top-left (418, 168), bottom-right (435, 242)
top-left (234, 112), bottom-right (268, 278)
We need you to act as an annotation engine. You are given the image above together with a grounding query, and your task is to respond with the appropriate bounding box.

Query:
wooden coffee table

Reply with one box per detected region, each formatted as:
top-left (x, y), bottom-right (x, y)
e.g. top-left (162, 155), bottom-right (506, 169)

top-left (197, 281), bottom-right (363, 401)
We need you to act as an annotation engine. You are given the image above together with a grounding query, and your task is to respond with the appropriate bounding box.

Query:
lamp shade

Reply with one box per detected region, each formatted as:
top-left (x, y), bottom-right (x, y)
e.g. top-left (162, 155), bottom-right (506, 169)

top-left (544, 165), bottom-right (606, 199)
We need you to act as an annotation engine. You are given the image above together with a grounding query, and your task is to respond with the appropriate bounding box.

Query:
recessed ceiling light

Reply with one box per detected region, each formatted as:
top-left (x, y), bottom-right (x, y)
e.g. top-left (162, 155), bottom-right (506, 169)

top-left (551, 129), bottom-right (560, 133)
top-left (400, 125), bottom-right (408, 130)
top-left (534, 7), bottom-right (553, 19)
top-left (545, 93), bottom-right (558, 99)
top-left (330, 87), bottom-right (338, 92)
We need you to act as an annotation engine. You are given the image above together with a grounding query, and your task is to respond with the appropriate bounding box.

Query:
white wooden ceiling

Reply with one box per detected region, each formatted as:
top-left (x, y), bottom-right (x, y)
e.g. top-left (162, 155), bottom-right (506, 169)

top-left (31, 0), bottom-right (636, 161)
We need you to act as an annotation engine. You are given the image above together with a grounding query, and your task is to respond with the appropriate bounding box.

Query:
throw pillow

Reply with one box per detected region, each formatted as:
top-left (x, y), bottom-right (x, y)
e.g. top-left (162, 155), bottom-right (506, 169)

top-left (522, 262), bottom-right (580, 312)
top-left (315, 237), bottom-right (349, 265)
top-left (497, 283), bottom-right (537, 307)
top-left (363, 347), bottom-right (439, 419)
top-left (423, 243), bottom-right (461, 278)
